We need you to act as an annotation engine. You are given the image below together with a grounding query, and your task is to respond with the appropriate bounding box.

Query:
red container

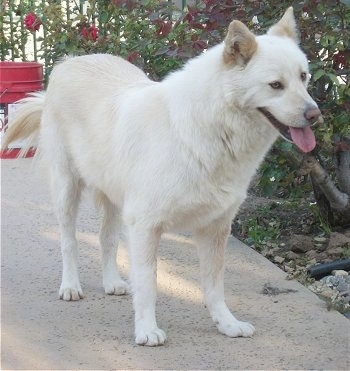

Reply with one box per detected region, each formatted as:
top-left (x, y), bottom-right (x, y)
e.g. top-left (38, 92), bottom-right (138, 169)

top-left (0, 61), bottom-right (44, 158)
top-left (0, 61), bottom-right (44, 103)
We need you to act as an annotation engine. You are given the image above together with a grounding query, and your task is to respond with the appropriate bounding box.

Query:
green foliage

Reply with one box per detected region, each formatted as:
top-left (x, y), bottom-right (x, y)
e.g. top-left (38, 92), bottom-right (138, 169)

top-left (258, 140), bottom-right (310, 197)
top-left (0, 0), bottom-right (33, 61)
top-left (256, 0), bottom-right (350, 198)
top-left (241, 206), bottom-right (282, 250)
top-left (298, 1), bottom-right (350, 142)
top-left (308, 202), bottom-right (332, 236)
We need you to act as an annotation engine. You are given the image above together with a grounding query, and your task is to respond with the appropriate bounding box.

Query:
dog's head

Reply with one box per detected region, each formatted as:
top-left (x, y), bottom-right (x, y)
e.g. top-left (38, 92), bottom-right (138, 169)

top-left (223, 7), bottom-right (322, 153)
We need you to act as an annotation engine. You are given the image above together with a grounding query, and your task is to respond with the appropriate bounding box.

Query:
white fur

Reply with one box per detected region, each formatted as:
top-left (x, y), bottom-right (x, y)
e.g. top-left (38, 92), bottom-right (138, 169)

top-left (3, 9), bottom-right (320, 346)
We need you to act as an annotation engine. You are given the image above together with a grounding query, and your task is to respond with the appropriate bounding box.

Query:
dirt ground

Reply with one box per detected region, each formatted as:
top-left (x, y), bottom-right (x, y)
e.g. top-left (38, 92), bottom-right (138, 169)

top-left (232, 192), bottom-right (350, 264)
top-left (232, 192), bottom-right (350, 316)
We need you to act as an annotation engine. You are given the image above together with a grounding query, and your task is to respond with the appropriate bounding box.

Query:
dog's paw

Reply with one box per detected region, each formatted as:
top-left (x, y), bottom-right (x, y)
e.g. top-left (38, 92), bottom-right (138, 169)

top-left (104, 279), bottom-right (129, 296)
top-left (135, 327), bottom-right (167, 346)
top-left (59, 285), bottom-right (84, 301)
top-left (217, 320), bottom-right (255, 338)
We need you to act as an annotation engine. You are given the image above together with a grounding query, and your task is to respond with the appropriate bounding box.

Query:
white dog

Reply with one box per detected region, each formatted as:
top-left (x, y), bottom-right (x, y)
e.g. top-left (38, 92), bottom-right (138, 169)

top-left (2, 7), bottom-right (322, 346)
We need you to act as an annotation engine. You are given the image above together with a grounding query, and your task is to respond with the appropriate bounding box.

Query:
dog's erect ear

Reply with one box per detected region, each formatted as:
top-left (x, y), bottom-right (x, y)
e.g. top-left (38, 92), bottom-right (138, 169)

top-left (223, 20), bottom-right (257, 65)
top-left (268, 7), bottom-right (299, 44)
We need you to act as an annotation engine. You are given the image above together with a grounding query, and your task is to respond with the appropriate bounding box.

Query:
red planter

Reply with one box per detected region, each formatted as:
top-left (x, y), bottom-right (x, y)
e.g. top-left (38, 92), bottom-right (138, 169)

top-left (0, 61), bottom-right (44, 158)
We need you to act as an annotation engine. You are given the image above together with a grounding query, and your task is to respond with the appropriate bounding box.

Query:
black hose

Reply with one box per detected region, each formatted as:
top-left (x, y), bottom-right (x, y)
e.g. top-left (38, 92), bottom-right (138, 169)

top-left (307, 258), bottom-right (350, 280)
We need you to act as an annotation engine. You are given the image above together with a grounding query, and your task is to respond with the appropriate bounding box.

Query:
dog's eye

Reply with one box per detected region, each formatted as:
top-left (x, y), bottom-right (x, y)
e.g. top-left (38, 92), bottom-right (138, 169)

top-left (301, 72), bottom-right (307, 81)
top-left (269, 81), bottom-right (283, 89)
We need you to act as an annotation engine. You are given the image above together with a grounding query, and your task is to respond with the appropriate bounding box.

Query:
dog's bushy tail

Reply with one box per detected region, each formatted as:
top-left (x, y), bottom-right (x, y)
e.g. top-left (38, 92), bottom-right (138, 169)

top-left (1, 91), bottom-right (45, 157)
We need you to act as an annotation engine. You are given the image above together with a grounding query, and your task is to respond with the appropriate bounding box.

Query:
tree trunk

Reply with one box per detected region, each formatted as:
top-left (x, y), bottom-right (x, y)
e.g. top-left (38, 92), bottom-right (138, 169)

top-left (300, 137), bottom-right (350, 228)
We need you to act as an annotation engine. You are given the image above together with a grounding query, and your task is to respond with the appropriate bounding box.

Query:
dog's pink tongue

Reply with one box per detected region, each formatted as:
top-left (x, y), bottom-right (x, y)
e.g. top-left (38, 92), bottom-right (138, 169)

top-left (289, 126), bottom-right (316, 153)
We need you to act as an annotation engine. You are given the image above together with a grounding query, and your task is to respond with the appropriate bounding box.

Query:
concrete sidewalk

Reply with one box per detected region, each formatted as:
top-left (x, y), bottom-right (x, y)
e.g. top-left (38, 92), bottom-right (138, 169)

top-left (1, 158), bottom-right (349, 370)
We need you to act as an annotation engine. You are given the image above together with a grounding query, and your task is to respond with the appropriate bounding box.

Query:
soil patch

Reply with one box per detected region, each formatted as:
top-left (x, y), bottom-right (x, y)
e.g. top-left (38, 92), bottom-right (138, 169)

top-left (231, 193), bottom-right (350, 317)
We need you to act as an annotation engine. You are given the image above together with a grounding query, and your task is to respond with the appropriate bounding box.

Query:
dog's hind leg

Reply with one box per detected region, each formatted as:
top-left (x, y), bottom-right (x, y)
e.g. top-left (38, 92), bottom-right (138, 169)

top-left (50, 166), bottom-right (84, 301)
top-left (195, 219), bottom-right (255, 338)
top-left (97, 192), bottom-right (129, 295)
top-left (127, 224), bottom-right (166, 346)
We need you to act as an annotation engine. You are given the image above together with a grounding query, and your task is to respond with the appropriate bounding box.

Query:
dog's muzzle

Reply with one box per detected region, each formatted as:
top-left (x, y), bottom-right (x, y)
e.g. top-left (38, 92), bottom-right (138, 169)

top-left (258, 106), bottom-right (323, 153)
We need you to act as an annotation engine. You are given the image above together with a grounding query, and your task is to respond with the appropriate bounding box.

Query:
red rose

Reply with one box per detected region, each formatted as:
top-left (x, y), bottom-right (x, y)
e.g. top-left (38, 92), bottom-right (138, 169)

top-left (80, 26), bottom-right (89, 40)
top-left (24, 12), bottom-right (42, 32)
top-left (89, 25), bottom-right (98, 42)
top-left (80, 24), bottom-right (98, 42)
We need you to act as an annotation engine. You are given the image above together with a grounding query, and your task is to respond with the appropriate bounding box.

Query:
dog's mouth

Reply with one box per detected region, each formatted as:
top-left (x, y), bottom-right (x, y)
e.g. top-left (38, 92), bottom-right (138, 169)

top-left (258, 107), bottom-right (316, 153)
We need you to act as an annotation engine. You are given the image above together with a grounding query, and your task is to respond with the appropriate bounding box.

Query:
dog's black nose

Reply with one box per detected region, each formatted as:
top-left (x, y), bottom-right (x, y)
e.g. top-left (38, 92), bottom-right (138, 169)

top-left (304, 107), bottom-right (323, 125)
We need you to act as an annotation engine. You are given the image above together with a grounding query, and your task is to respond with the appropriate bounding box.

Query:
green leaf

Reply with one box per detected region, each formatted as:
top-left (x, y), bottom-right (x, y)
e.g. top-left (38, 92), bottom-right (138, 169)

top-left (326, 73), bottom-right (340, 85)
top-left (312, 69), bottom-right (325, 82)
top-left (99, 10), bottom-right (109, 24)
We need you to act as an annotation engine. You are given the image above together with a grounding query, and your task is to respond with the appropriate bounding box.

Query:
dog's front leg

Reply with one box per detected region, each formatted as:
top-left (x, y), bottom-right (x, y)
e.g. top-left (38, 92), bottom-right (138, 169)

top-left (127, 225), bottom-right (166, 346)
top-left (195, 221), bottom-right (255, 338)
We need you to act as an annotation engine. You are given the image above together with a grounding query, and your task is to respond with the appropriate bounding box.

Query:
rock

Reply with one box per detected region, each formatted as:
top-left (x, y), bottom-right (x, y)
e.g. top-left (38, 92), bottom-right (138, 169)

top-left (327, 246), bottom-right (344, 257)
top-left (284, 265), bottom-right (294, 273)
top-left (286, 251), bottom-right (299, 260)
top-left (266, 241), bottom-right (278, 248)
top-left (311, 281), bottom-right (323, 291)
top-left (263, 248), bottom-right (278, 258)
top-left (320, 275), bottom-right (340, 287)
top-left (306, 249), bottom-right (318, 259)
top-left (320, 289), bottom-right (334, 299)
top-left (323, 258), bottom-right (334, 264)
top-left (309, 266), bottom-right (350, 314)
top-left (337, 281), bottom-right (349, 293)
top-left (274, 256), bottom-right (285, 264)
top-left (332, 270), bottom-right (349, 277)
top-left (317, 252), bottom-right (329, 262)
top-left (343, 295), bottom-right (350, 303)
top-left (289, 234), bottom-right (314, 253)
top-left (328, 232), bottom-right (350, 249)
top-left (306, 258), bottom-right (317, 268)
top-left (314, 236), bottom-right (327, 243)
